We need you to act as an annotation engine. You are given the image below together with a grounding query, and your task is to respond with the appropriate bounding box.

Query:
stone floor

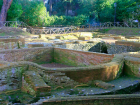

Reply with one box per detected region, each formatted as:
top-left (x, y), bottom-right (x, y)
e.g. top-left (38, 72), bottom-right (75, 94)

top-left (29, 75), bottom-right (140, 104)
top-left (51, 76), bottom-right (140, 97)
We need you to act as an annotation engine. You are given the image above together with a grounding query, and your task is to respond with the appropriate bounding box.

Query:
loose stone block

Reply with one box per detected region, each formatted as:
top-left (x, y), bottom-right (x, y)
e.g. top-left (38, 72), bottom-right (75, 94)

top-left (78, 36), bottom-right (91, 41)
top-left (22, 71), bottom-right (51, 96)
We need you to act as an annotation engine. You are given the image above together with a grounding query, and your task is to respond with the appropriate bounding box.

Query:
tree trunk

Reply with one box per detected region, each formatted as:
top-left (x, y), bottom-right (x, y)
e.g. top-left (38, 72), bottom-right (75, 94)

top-left (0, 0), bottom-right (13, 22)
top-left (49, 0), bottom-right (52, 15)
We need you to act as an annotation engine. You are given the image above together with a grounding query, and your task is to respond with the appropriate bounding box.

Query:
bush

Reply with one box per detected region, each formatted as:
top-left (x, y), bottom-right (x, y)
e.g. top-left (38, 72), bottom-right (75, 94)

top-left (44, 15), bottom-right (87, 26)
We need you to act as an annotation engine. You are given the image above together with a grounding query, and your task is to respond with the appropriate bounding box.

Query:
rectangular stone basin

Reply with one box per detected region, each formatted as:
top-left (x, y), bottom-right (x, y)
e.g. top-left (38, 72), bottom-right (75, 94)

top-left (0, 47), bottom-right (123, 83)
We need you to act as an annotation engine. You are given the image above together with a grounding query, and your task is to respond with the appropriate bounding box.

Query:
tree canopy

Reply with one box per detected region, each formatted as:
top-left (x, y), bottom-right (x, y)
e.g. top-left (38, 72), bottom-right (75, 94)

top-left (0, 0), bottom-right (139, 26)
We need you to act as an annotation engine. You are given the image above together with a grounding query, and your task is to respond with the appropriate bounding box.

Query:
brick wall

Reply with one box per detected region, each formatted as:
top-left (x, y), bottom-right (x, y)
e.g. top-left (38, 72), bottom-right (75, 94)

top-left (0, 47), bottom-right (53, 63)
top-left (54, 48), bottom-right (114, 66)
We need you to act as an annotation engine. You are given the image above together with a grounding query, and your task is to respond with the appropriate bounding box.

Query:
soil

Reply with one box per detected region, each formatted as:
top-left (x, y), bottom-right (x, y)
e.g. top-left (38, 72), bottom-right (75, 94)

top-left (40, 63), bottom-right (75, 68)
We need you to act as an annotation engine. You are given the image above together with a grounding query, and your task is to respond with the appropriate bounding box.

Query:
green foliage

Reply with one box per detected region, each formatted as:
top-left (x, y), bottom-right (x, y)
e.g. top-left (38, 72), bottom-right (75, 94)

top-left (52, 0), bottom-right (139, 23)
top-left (7, 0), bottom-right (23, 21)
top-left (0, 0), bottom-right (139, 26)
top-left (0, 0), bottom-right (3, 11)
top-left (0, 0), bottom-right (23, 21)
top-left (115, 0), bottom-right (138, 22)
top-left (44, 14), bottom-right (87, 26)
top-left (19, 1), bottom-right (47, 26)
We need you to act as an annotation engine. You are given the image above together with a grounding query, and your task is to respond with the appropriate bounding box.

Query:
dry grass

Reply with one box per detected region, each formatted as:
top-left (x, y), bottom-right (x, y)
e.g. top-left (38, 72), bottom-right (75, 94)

top-left (0, 27), bottom-right (31, 37)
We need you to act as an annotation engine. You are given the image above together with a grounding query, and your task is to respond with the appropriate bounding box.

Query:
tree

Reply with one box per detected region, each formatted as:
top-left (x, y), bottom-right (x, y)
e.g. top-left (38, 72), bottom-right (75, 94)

top-left (7, 0), bottom-right (23, 21)
top-left (19, 1), bottom-right (47, 26)
top-left (115, 0), bottom-right (138, 22)
top-left (0, 0), bottom-right (13, 21)
top-left (49, 0), bottom-right (52, 15)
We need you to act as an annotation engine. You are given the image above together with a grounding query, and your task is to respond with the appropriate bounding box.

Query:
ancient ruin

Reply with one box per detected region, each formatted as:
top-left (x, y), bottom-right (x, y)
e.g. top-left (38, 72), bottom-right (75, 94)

top-left (0, 26), bottom-right (140, 104)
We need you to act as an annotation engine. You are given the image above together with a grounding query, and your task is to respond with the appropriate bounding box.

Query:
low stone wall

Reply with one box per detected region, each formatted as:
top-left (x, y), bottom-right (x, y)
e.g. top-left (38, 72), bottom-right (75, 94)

top-left (55, 42), bottom-right (100, 52)
top-left (42, 94), bottom-right (140, 105)
top-left (0, 38), bottom-right (25, 49)
top-left (22, 53), bottom-right (123, 83)
top-left (115, 41), bottom-right (140, 47)
top-left (55, 41), bottom-right (140, 54)
top-left (0, 47), bottom-right (123, 92)
top-left (124, 53), bottom-right (140, 78)
top-left (107, 43), bottom-right (140, 54)
top-left (54, 48), bottom-right (114, 66)
top-left (0, 47), bottom-right (53, 63)
top-left (0, 38), bottom-right (25, 45)
top-left (58, 54), bottom-right (123, 83)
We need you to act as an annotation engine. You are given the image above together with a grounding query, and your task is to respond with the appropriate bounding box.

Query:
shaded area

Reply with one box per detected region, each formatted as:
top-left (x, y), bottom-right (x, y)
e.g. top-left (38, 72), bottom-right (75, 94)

top-left (88, 42), bottom-right (108, 53)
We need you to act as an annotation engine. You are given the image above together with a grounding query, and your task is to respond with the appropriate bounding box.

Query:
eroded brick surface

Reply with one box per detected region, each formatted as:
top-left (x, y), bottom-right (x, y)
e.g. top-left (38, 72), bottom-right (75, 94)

top-left (22, 71), bottom-right (51, 96)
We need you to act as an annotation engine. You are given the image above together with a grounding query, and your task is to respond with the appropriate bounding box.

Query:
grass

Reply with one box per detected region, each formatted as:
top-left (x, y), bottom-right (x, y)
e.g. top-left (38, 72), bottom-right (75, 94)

top-left (0, 27), bottom-right (31, 37)
top-left (104, 27), bottom-right (140, 36)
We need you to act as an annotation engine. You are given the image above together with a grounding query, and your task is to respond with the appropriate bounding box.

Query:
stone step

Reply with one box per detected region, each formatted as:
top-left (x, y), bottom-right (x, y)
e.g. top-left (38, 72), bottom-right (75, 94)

top-left (21, 71), bottom-right (51, 97)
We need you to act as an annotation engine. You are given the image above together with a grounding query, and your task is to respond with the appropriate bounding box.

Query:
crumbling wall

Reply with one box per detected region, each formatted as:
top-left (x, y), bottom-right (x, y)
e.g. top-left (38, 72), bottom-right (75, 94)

top-left (0, 63), bottom-right (28, 92)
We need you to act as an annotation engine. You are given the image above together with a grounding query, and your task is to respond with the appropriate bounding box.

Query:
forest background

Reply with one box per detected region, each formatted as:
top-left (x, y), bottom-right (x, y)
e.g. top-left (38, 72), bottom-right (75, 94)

top-left (0, 0), bottom-right (139, 26)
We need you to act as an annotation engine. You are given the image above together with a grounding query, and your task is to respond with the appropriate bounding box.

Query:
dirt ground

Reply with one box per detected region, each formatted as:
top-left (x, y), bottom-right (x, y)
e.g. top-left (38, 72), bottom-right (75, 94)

top-left (40, 63), bottom-right (75, 68)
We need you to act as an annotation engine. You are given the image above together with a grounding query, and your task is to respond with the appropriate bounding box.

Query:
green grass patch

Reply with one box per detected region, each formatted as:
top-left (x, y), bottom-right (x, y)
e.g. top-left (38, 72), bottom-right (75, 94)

top-left (0, 32), bottom-right (6, 36)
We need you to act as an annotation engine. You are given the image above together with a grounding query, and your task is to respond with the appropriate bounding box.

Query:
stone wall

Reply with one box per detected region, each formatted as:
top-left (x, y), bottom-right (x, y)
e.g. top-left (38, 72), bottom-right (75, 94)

top-left (55, 41), bottom-right (140, 54)
top-left (0, 47), bottom-right (53, 64)
top-left (107, 43), bottom-right (140, 54)
top-left (0, 38), bottom-right (25, 50)
top-left (55, 42), bottom-right (100, 52)
top-left (42, 94), bottom-right (140, 105)
top-left (58, 54), bottom-right (123, 83)
top-left (54, 48), bottom-right (114, 66)
top-left (0, 64), bottom-right (28, 92)
top-left (0, 47), bottom-right (123, 92)
top-left (124, 54), bottom-right (140, 78)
